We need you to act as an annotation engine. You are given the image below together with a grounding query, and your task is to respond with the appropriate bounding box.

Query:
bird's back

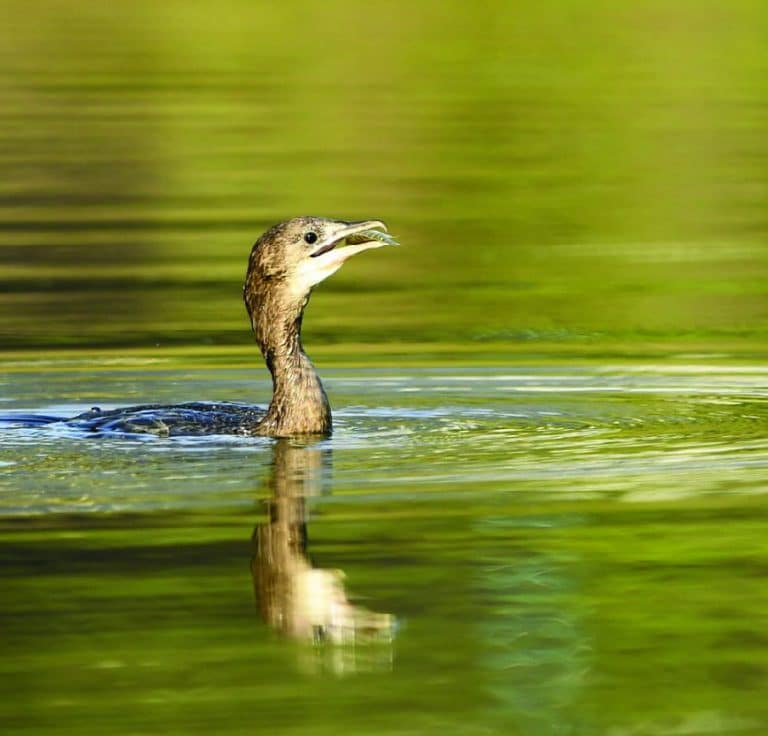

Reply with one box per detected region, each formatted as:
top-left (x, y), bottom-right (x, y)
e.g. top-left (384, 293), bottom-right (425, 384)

top-left (65, 401), bottom-right (266, 436)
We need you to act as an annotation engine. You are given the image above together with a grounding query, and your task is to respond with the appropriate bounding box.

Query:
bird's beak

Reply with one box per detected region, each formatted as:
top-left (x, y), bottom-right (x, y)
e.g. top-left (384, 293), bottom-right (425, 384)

top-left (296, 219), bottom-right (395, 292)
top-left (308, 220), bottom-right (389, 258)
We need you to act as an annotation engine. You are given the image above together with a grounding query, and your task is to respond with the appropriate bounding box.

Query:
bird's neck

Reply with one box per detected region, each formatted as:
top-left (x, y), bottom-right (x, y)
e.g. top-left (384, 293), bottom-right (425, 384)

top-left (253, 303), bottom-right (331, 437)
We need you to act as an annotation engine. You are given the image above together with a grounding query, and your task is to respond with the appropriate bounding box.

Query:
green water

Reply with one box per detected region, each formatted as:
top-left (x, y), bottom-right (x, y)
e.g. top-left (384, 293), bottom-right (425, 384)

top-left (2, 362), bottom-right (768, 735)
top-left (2, 1), bottom-right (768, 734)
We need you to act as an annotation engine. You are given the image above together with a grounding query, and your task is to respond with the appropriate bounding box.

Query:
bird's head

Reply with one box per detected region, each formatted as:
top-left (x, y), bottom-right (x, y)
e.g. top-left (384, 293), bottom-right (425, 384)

top-left (244, 216), bottom-right (394, 315)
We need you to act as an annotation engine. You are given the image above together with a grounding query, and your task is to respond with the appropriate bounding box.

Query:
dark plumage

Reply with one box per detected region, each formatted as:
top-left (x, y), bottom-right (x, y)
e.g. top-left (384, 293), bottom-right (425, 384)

top-left (65, 216), bottom-right (394, 437)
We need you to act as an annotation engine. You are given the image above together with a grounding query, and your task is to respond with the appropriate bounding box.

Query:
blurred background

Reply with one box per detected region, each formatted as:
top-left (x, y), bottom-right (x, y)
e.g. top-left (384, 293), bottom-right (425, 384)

top-left (2, 0), bottom-right (767, 355)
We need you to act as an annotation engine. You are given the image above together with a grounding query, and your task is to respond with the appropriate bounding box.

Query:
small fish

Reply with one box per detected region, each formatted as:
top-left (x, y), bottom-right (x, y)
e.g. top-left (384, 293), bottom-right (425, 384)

top-left (346, 229), bottom-right (400, 246)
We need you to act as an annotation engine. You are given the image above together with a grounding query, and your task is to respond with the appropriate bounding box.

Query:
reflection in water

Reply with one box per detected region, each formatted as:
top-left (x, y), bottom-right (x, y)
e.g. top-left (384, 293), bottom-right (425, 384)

top-left (252, 439), bottom-right (395, 670)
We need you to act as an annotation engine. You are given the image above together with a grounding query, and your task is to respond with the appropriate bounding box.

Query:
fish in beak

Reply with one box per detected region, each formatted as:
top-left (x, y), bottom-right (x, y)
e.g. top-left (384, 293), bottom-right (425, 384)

top-left (296, 219), bottom-right (399, 292)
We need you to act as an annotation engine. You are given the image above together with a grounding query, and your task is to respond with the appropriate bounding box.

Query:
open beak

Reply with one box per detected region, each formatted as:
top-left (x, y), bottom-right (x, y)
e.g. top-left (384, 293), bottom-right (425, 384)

top-left (309, 220), bottom-right (390, 259)
top-left (297, 219), bottom-right (396, 292)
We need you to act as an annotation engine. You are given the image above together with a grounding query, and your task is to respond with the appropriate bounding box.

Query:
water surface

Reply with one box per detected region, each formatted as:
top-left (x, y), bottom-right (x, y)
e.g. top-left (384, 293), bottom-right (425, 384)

top-left (2, 360), bottom-right (768, 735)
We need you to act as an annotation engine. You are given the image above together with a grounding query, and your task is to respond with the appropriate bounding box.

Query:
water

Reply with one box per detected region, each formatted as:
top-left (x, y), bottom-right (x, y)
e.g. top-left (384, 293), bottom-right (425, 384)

top-left (2, 2), bottom-right (768, 351)
top-left (2, 361), bottom-right (768, 734)
top-left (3, 0), bottom-right (768, 733)
top-left (4, 363), bottom-right (768, 512)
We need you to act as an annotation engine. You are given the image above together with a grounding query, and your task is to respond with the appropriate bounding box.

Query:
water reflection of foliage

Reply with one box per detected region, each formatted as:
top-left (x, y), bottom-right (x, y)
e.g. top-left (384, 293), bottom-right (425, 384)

top-left (2, 2), bottom-right (768, 349)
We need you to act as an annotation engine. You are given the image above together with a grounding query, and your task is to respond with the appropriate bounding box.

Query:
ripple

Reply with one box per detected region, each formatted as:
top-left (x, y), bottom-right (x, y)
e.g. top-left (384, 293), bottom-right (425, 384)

top-left (1, 365), bottom-right (767, 514)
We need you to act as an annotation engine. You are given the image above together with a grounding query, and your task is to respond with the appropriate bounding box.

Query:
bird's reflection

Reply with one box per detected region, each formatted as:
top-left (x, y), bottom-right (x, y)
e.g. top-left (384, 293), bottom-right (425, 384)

top-left (251, 439), bottom-right (394, 669)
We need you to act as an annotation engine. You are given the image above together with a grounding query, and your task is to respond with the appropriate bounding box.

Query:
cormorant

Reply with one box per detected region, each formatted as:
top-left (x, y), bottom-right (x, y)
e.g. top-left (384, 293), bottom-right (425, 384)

top-left (64, 217), bottom-right (397, 437)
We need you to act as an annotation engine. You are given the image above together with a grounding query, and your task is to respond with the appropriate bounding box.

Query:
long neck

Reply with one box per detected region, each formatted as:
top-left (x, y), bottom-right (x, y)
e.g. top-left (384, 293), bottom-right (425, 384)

top-left (249, 292), bottom-right (331, 437)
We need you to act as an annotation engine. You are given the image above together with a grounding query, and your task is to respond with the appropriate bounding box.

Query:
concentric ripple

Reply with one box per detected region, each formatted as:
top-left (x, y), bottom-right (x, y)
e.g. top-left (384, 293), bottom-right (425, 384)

top-left (1, 365), bottom-right (766, 514)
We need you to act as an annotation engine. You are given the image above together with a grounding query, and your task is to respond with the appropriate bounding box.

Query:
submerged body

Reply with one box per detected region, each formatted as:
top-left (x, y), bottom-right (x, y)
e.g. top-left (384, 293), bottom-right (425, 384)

top-left (66, 402), bottom-right (266, 436)
top-left (46, 217), bottom-right (396, 437)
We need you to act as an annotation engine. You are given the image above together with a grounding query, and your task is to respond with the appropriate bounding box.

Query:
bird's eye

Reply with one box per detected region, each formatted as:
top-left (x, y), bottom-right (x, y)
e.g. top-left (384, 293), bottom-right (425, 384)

top-left (304, 231), bottom-right (318, 244)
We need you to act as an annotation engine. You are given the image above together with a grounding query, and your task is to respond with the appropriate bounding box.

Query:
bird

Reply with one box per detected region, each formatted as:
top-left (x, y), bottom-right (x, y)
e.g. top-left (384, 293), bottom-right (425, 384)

top-left (60, 217), bottom-right (397, 437)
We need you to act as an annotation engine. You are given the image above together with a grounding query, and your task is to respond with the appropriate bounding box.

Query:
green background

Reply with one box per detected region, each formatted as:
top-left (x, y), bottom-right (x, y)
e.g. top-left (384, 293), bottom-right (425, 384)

top-left (1, 0), bottom-right (767, 355)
